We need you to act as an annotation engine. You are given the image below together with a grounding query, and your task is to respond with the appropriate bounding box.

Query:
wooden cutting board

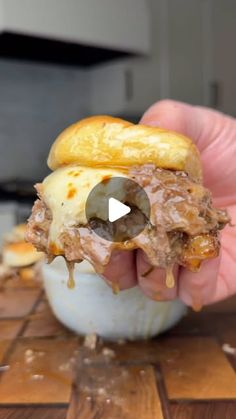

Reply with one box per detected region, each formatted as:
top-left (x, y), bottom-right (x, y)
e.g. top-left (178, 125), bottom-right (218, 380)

top-left (0, 274), bottom-right (236, 419)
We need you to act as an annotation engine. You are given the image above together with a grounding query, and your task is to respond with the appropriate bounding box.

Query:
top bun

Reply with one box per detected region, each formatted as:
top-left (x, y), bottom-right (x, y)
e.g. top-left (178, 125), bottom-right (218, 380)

top-left (3, 242), bottom-right (44, 267)
top-left (47, 115), bottom-right (202, 182)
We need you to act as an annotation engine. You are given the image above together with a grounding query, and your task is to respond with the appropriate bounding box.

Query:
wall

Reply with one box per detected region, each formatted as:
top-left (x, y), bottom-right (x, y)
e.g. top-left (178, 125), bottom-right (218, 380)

top-left (0, 59), bottom-right (89, 181)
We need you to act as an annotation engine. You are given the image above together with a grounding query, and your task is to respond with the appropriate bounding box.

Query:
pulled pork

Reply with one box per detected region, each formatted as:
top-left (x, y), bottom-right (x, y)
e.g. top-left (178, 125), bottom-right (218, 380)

top-left (26, 165), bottom-right (229, 275)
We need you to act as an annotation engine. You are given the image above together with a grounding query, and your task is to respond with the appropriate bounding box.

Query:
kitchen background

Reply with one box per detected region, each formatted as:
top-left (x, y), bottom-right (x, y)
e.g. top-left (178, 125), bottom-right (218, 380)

top-left (0, 0), bottom-right (235, 241)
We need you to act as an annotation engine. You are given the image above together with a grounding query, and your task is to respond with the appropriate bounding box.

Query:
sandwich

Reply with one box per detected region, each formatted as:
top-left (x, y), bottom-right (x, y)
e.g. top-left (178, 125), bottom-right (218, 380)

top-left (1, 223), bottom-right (44, 285)
top-left (3, 224), bottom-right (43, 268)
top-left (26, 116), bottom-right (229, 288)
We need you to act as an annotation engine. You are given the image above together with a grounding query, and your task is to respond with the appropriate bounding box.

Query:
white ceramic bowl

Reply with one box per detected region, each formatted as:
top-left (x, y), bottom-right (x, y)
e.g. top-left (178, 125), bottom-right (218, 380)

top-left (42, 257), bottom-right (186, 341)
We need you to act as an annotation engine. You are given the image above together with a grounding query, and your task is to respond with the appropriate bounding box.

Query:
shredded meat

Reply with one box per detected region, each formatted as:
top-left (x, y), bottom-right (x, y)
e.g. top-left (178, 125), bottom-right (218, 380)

top-left (60, 227), bottom-right (113, 272)
top-left (26, 184), bottom-right (52, 254)
top-left (26, 165), bottom-right (229, 273)
top-left (130, 165), bottom-right (228, 235)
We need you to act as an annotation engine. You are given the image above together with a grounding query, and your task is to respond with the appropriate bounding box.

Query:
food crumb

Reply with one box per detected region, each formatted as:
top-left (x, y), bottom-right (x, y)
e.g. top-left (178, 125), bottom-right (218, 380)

top-left (222, 343), bottom-right (236, 355)
top-left (25, 349), bottom-right (33, 357)
top-left (117, 339), bottom-right (126, 345)
top-left (58, 361), bottom-right (71, 371)
top-left (98, 388), bottom-right (106, 396)
top-left (102, 347), bottom-right (115, 359)
top-left (24, 349), bottom-right (35, 364)
top-left (84, 333), bottom-right (97, 350)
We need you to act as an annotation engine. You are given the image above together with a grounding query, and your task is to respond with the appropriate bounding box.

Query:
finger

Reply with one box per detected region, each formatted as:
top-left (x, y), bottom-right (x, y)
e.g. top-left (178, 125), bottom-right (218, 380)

top-left (140, 99), bottom-right (231, 153)
top-left (213, 221), bottom-right (236, 303)
top-left (140, 99), bottom-right (203, 148)
top-left (136, 249), bottom-right (178, 301)
top-left (178, 256), bottom-right (220, 308)
top-left (140, 99), bottom-right (236, 198)
top-left (181, 207), bottom-right (236, 306)
top-left (102, 250), bottom-right (137, 290)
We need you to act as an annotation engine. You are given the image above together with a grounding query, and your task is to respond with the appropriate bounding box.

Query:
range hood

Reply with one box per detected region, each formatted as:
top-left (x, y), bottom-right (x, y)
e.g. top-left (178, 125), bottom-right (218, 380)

top-left (0, 0), bottom-right (150, 66)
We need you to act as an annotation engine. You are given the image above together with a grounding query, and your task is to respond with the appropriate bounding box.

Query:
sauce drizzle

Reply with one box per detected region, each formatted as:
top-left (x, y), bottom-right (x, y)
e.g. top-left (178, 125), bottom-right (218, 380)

top-left (165, 266), bottom-right (175, 288)
top-left (112, 281), bottom-right (120, 295)
top-left (192, 302), bottom-right (203, 312)
top-left (66, 261), bottom-right (75, 289)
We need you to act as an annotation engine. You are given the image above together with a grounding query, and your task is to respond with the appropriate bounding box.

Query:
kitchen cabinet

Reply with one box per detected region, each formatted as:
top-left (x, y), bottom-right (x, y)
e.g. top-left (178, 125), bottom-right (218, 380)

top-left (166, 0), bottom-right (236, 115)
top-left (0, 0), bottom-right (150, 61)
top-left (167, 0), bottom-right (205, 105)
top-left (89, 0), bottom-right (207, 116)
top-left (209, 0), bottom-right (236, 115)
top-left (89, 58), bottom-right (160, 117)
top-left (0, 0), bottom-right (150, 67)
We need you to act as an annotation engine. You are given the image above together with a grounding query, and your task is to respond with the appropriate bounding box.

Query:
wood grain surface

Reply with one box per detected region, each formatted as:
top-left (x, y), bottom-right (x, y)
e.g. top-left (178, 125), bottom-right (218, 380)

top-left (0, 337), bottom-right (79, 404)
top-left (68, 364), bottom-right (163, 419)
top-left (0, 288), bottom-right (41, 319)
top-left (170, 401), bottom-right (236, 419)
top-left (0, 319), bottom-right (24, 339)
top-left (0, 275), bottom-right (235, 418)
top-left (0, 407), bottom-right (67, 419)
top-left (159, 337), bottom-right (236, 400)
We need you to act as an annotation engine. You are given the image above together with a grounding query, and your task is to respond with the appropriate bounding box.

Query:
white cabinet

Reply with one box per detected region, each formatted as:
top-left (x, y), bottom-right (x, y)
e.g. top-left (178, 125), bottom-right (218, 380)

top-left (89, 0), bottom-right (207, 116)
top-left (209, 0), bottom-right (236, 115)
top-left (167, 0), bottom-right (205, 105)
top-left (167, 0), bottom-right (236, 116)
top-left (0, 0), bottom-right (150, 54)
top-left (89, 58), bottom-right (160, 116)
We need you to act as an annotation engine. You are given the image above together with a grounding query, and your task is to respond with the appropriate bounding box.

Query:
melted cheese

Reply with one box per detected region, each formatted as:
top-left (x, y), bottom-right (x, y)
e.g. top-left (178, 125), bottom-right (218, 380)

top-left (42, 165), bottom-right (127, 248)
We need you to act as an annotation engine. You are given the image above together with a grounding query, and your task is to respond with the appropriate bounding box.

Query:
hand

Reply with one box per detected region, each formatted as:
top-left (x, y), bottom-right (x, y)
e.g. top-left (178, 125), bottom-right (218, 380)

top-left (102, 100), bottom-right (236, 307)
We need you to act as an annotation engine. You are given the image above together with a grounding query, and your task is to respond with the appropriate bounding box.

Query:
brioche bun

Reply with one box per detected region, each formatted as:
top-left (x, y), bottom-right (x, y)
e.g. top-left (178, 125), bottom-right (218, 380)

top-left (3, 242), bottom-right (44, 268)
top-left (47, 116), bottom-right (202, 182)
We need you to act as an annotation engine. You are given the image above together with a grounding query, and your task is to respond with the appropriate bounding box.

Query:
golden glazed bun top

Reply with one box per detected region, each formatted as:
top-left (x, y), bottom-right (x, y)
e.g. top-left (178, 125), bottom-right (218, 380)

top-left (47, 115), bottom-right (202, 182)
top-left (3, 242), bottom-right (44, 268)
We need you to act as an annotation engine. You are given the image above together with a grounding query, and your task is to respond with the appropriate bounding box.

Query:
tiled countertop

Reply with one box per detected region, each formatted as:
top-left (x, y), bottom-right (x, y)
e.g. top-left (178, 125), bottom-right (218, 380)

top-left (0, 274), bottom-right (236, 418)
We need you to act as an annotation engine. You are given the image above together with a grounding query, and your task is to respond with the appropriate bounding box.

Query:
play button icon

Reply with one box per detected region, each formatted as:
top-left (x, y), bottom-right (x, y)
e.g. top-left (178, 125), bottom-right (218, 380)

top-left (85, 176), bottom-right (150, 242)
top-left (108, 198), bottom-right (131, 222)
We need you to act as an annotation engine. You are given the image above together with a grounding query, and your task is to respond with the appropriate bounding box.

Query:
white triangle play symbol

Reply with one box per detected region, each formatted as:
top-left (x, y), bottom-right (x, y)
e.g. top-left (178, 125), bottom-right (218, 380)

top-left (108, 197), bottom-right (131, 222)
